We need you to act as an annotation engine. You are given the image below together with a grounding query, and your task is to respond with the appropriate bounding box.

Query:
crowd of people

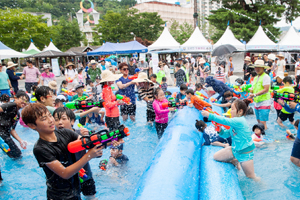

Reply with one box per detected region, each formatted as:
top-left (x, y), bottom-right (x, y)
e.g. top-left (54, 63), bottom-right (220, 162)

top-left (0, 52), bottom-right (300, 199)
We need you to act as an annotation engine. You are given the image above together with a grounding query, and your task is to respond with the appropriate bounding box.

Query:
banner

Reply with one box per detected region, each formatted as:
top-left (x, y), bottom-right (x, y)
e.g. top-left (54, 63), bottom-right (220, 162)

top-left (151, 53), bottom-right (159, 73)
top-left (51, 58), bottom-right (61, 77)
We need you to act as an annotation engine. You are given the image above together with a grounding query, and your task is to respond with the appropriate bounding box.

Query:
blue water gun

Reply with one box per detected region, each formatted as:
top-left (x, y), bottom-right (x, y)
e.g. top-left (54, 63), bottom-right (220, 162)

top-left (0, 137), bottom-right (10, 152)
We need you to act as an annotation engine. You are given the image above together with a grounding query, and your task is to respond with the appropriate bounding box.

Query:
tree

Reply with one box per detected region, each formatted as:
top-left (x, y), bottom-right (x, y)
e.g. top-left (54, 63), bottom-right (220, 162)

top-left (207, 0), bottom-right (300, 42)
top-left (169, 20), bottom-right (194, 45)
top-left (51, 18), bottom-right (84, 51)
top-left (0, 8), bottom-right (53, 51)
top-left (93, 9), bottom-right (164, 45)
top-left (120, 0), bottom-right (137, 7)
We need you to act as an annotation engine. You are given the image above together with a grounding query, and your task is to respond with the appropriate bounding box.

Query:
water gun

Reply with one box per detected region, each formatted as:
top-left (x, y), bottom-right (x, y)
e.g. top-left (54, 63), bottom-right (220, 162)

top-left (99, 159), bottom-right (108, 171)
top-left (210, 97), bottom-right (218, 103)
top-left (241, 84), bottom-right (252, 93)
top-left (116, 94), bottom-right (131, 105)
top-left (162, 100), bottom-right (188, 108)
top-left (68, 125), bottom-right (130, 153)
top-left (0, 137), bottom-right (10, 153)
top-left (272, 91), bottom-right (300, 103)
top-left (65, 99), bottom-right (105, 110)
top-left (62, 88), bottom-right (75, 96)
top-left (77, 123), bottom-right (95, 134)
top-left (79, 168), bottom-right (88, 183)
top-left (271, 85), bottom-right (284, 91)
top-left (286, 133), bottom-right (296, 140)
top-left (31, 97), bottom-right (37, 101)
top-left (253, 137), bottom-right (274, 143)
top-left (77, 95), bottom-right (89, 101)
top-left (66, 77), bottom-right (73, 83)
top-left (128, 74), bottom-right (138, 80)
top-left (195, 91), bottom-right (208, 99)
top-left (172, 92), bottom-right (177, 98)
top-left (203, 107), bottom-right (230, 132)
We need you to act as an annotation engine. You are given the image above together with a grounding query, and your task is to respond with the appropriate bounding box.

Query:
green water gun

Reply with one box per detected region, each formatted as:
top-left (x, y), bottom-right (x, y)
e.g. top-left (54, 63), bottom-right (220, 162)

top-left (65, 99), bottom-right (105, 110)
top-left (241, 84), bottom-right (252, 93)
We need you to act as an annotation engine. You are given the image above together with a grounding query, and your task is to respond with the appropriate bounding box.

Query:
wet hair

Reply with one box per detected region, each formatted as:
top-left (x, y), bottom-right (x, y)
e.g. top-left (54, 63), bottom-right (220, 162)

top-left (186, 89), bottom-right (194, 95)
top-left (35, 86), bottom-right (53, 102)
top-left (53, 107), bottom-right (75, 122)
top-left (26, 60), bottom-right (32, 64)
top-left (224, 91), bottom-right (233, 98)
top-left (180, 84), bottom-right (188, 91)
top-left (283, 76), bottom-right (293, 84)
top-left (0, 94), bottom-right (9, 102)
top-left (175, 63), bottom-right (181, 68)
top-left (183, 60), bottom-right (188, 65)
top-left (154, 87), bottom-right (163, 99)
top-left (243, 99), bottom-right (251, 107)
top-left (119, 62), bottom-right (128, 70)
top-left (294, 119), bottom-right (300, 128)
top-left (21, 103), bottom-right (50, 125)
top-left (61, 80), bottom-right (68, 85)
top-left (232, 99), bottom-right (248, 116)
top-left (195, 83), bottom-right (203, 89)
top-left (150, 74), bottom-right (157, 79)
top-left (16, 90), bottom-right (29, 101)
top-left (162, 77), bottom-right (166, 82)
top-left (195, 120), bottom-right (207, 132)
top-left (31, 85), bottom-right (37, 92)
top-left (86, 79), bottom-right (93, 85)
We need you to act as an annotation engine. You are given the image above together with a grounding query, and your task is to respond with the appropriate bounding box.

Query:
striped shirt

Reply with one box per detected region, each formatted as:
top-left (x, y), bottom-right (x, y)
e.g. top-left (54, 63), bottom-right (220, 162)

top-left (138, 83), bottom-right (156, 111)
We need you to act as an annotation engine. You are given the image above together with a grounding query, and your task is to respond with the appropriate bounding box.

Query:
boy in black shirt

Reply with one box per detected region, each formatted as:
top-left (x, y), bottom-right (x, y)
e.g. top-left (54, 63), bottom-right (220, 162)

top-left (22, 103), bottom-right (123, 200)
top-left (0, 91), bottom-right (29, 159)
top-left (109, 144), bottom-right (129, 166)
top-left (174, 63), bottom-right (186, 87)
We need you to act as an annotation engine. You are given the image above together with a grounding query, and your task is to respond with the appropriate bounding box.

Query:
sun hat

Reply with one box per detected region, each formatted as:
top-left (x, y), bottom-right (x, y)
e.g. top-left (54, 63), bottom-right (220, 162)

top-left (99, 70), bottom-right (123, 83)
top-left (132, 72), bottom-right (153, 83)
top-left (277, 53), bottom-right (285, 58)
top-left (89, 60), bottom-right (97, 66)
top-left (249, 59), bottom-right (269, 68)
top-left (43, 64), bottom-right (50, 69)
top-left (244, 56), bottom-right (251, 62)
top-left (268, 54), bottom-right (276, 61)
top-left (199, 58), bottom-right (206, 64)
top-left (56, 95), bottom-right (67, 101)
top-left (252, 123), bottom-right (265, 135)
top-left (65, 62), bottom-right (75, 68)
top-left (276, 71), bottom-right (284, 80)
top-left (48, 81), bottom-right (58, 90)
top-left (6, 61), bottom-right (18, 69)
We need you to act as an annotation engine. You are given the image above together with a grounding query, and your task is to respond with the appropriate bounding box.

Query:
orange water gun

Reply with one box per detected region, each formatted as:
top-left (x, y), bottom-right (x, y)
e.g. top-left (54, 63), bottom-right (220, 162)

top-left (61, 88), bottom-right (75, 96)
top-left (203, 107), bottom-right (230, 132)
top-left (116, 94), bottom-right (131, 105)
top-left (66, 77), bottom-right (73, 83)
top-left (195, 91), bottom-right (208, 99)
top-left (128, 74), bottom-right (138, 80)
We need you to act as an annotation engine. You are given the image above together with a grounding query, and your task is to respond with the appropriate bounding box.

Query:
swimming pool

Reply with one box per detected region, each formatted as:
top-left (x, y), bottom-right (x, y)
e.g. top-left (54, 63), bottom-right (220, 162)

top-left (1, 99), bottom-right (300, 199)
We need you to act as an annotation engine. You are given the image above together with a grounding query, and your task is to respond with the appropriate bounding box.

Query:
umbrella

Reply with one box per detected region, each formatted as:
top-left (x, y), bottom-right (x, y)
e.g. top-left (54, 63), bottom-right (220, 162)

top-left (105, 58), bottom-right (117, 66)
top-left (212, 44), bottom-right (237, 57)
top-left (108, 55), bottom-right (117, 59)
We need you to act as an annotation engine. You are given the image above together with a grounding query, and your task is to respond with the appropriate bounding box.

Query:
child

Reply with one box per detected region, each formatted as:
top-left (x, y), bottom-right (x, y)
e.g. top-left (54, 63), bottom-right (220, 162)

top-left (202, 99), bottom-right (259, 180)
top-left (95, 76), bottom-right (102, 96)
top-left (86, 79), bottom-right (97, 101)
top-left (0, 91), bottom-right (29, 159)
top-left (0, 94), bottom-right (9, 105)
top-left (86, 111), bottom-right (105, 126)
top-left (252, 123), bottom-right (265, 147)
top-left (109, 144), bottom-right (129, 166)
top-left (156, 62), bottom-right (166, 84)
top-left (212, 91), bottom-right (238, 110)
top-left (150, 74), bottom-right (160, 86)
top-left (78, 68), bottom-right (84, 85)
top-left (153, 88), bottom-right (175, 139)
top-left (286, 119), bottom-right (298, 140)
top-left (276, 76), bottom-right (295, 127)
top-left (195, 120), bottom-right (232, 148)
top-left (246, 71), bottom-right (257, 84)
top-left (21, 103), bottom-right (107, 200)
top-left (59, 80), bottom-right (68, 95)
top-left (54, 95), bottom-right (66, 108)
top-left (176, 84), bottom-right (188, 103)
top-left (161, 77), bottom-right (168, 93)
top-left (195, 83), bottom-right (204, 92)
top-left (174, 63), bottom-right (186, 87)
top-left (72, 84), bottom-right (90, 101)
top-left (52, 107), bottom-right (97, 199)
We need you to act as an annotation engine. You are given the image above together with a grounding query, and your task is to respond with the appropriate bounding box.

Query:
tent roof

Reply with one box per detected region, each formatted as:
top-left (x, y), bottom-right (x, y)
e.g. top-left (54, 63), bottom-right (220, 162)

top-left (27, 42), bottom-right (40, 52)
top-left (43, 41), bottom-right (61, 52)
top-left (181, 27), bottom-right (212, 52)
top-left (0, 41), bottom-right (27, 59)
top-left (213, 26), bottom-right (245, 51)
top-left (29, 50), bottom-right (73, 58)
top-left (22, 49), bottom-right (40, 55)
top-left (246, 26), bottom-right (277, 51)
top-left (278, 26), bottom-right (300, 50)
top-left (87, 41), bottom-right (148, 56)
top-left (148, 26), bottom-right (180, 51)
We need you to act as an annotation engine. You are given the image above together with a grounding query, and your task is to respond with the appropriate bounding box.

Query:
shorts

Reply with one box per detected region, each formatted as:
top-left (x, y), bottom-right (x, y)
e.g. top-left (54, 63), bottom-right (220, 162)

top-left (291, 137), bottom-right (300, 159)
top-left (232, 148), bottom-right (254, 163)
top-left (120, 104), bottom-right (136, 116)
top-left (212, 136), bottom-right (232, 146)
top-left (146, 109), bottom-right (155, 122)
top-left (254, 108), bottom-right (270, 122)
top-left (279, 112), bottom-right (295, 122)
top-left (81, 178), bottom-right (96, 196)
top-left (0, 89), bottom-right (11, 97)
top-left (105, 116), bottom-right (120, 131)
top-left (155, 122), bottom-right (168, 139)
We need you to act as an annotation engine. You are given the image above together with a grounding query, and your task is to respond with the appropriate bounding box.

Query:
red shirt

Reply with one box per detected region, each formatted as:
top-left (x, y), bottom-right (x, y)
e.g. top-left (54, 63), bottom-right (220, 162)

top-left (102, 85), bottom-right (119, 117)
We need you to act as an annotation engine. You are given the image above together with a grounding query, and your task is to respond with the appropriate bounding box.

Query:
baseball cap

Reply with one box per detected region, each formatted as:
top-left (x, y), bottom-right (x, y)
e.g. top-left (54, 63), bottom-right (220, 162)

top-left (135, 68), bottom-right (140, 73)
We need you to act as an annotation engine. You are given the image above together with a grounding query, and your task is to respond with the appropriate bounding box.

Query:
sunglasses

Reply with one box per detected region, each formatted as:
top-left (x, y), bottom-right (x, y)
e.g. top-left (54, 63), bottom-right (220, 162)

top-left (122, 68), bottom-right (129, 71)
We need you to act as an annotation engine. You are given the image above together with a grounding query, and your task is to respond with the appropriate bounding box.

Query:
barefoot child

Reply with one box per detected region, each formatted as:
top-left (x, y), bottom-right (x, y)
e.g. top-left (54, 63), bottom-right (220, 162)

top-left (202, 99), bottom-right (259, 180)
top-left (252, 123), bottom-right (265, 147)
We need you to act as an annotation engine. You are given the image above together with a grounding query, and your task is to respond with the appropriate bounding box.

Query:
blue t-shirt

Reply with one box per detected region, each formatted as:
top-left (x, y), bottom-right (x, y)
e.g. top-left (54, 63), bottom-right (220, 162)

top-left (101, 64), bottom-right (106, 71)
top-left (117, 76), bottom-right (136, 104)
top-left (176, 93), bottom-right (186, 103)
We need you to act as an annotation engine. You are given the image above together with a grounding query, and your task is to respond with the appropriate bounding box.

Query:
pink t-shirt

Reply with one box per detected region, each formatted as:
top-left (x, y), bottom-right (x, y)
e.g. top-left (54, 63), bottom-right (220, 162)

top-left (153, 99), bottom-right (169, 124)
top-left (23, 66), bottom-right (40, 83)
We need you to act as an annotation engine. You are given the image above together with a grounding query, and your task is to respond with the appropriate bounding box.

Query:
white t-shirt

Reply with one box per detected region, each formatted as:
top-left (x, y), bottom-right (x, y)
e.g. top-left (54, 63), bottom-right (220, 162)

top-left (252, 74), bottom-right (271, 108)
top-left (295, 61), bottom-right (300, 75)
top-left (277, 59), bottom-right (286, 73)
top-left (65, 68), bottom-right (78, 78)
top-left (252, 133), bottom-right (264, 146)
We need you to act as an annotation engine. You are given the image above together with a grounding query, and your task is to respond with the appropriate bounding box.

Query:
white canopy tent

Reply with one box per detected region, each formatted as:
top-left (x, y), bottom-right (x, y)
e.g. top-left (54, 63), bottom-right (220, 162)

top-left (246, 26), bottom-right (277, 51)
top-left (43, 41), bottom-right (61, 52)
top-left (213, 26), bottom-right (245, 51)
top-left (278, 26), bottom-right (300, 51)
top-left (181, 27), bottom-right (212, 52)
top-left (26, 42), bottom-right (41, 52)
top-left (0, 41), bottom-right (27, 60)
top-left (148, 26), bottom-right (180, 51)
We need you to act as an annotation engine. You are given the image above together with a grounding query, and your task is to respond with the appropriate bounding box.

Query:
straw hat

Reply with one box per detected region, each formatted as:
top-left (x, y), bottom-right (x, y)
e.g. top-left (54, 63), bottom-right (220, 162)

top-left (89, 60), bottom-right (97, 66)
top-left (65, 62), bottom-right (75, 68)
top-left (48, 81), bottom-right (58, 90)
top-left (6, 61), bottom-right (18, 69)
top-left (199, 58), bottom-right (206, 64)
top-left (277, 53), bottom-right (285, 58)
top-left (249, 60), bottom-right (268, 68)
top-left (132, 72), bottom-right (153, 83)
top-left (276, 71), bottom-right (284, 80)
top-left (100, 70), bottom-right (123, 83)
top-left (244, 56), bottom-right (251, 62)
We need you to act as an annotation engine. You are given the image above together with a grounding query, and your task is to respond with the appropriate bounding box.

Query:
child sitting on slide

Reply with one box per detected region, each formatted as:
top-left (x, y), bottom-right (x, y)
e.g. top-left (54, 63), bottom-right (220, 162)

top-left (195, 120), bottom-right (232, 148)
top-left (176, 84), bottom-right (188, 103)
top-left (21, 103), bottom-right (123, 200)
top-left (202, 99), bottom-right (259, 181)
top-left (212, 91), bottom-right (237, 110)
top-left (252, 123), bottom-right (266, 147)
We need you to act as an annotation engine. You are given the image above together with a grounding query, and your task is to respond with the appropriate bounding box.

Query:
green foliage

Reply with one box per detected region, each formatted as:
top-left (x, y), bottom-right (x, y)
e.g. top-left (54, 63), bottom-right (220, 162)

top-left (93, 9), bottom-right (164, 44)
top-left (94, 0), bottom-right (123, 16)
top-left (0, 8), bottom-right (53, 51)
top-left (169, 20), bottom-right (194, 44)
top-left (207, 0), bottom-right (300, 42)
top-left (51, 18), bottom-right (84, 51)
top-left (120, 0), bottom-right (137, 7)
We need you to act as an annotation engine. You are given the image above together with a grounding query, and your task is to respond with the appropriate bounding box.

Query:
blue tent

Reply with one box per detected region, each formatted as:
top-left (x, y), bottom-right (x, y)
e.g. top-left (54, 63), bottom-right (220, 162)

top-left (87, 41), bottom-right (148, 56)
top-left (0, 41), bottom-right (27, 59)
